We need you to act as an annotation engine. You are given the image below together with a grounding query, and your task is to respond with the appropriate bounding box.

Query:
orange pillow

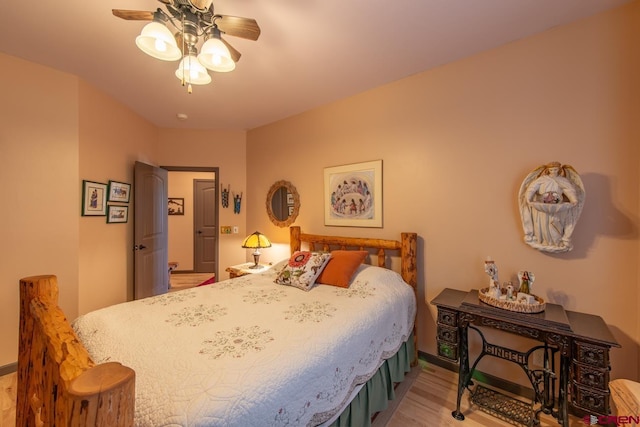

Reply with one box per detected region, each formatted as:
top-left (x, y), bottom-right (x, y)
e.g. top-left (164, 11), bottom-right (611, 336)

top-left (316, 250), bottom-right (368, 288)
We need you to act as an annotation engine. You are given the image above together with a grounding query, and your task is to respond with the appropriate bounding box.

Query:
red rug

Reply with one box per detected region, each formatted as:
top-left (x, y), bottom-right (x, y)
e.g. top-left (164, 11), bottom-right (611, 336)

top-left (197, 276), bottom-right (216, 286)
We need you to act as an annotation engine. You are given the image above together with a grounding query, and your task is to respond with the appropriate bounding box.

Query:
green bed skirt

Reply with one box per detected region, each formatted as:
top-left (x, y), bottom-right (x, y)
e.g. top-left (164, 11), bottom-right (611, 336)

top-left (329, 332), bottom-right (415, 427)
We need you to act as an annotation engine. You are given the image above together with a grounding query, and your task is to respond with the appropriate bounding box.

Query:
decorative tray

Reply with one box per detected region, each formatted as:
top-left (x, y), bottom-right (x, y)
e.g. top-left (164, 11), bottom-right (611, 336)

top-left (478, 287), bottom-right (546, 313)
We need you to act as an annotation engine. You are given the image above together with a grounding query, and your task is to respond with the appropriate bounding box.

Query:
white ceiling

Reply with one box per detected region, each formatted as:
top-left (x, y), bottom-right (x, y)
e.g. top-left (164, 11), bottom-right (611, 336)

top-left (0, 0), bottom-right (631, 130)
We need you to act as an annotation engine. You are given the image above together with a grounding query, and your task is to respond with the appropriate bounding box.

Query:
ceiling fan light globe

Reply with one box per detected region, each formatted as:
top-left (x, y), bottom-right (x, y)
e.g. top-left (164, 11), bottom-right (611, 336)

top-left (154, 39), bottom-right (168, 53)
top-left (136, 22), bottom-right (181, 61)
top-left (198, 38), bottom-right (236, 72)
top-left (175, 55), bottom-right (212, 85)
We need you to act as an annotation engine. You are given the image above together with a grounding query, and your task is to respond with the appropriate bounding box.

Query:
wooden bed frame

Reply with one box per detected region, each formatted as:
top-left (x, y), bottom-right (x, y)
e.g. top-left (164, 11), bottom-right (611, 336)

top-left (17, 226), bottom-right (417, 426)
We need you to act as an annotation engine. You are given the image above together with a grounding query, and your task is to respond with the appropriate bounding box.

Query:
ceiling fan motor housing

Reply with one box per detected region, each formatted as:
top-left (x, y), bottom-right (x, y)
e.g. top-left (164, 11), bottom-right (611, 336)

top-left (181, 14), bottom-right (200, 46)
top-left (188, 0), bottom-right (213, 11)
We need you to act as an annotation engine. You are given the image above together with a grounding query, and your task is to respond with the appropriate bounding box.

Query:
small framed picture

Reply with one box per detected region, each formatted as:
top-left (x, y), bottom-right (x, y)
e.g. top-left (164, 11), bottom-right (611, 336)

top-left (82, 180), bottom-right (107, 216)
top-left (107, 205), bottom-right (129, 223)
top-left (108, 180), bottom-right (131, 203)
top-left (168, 197), bottom-right (185, 215)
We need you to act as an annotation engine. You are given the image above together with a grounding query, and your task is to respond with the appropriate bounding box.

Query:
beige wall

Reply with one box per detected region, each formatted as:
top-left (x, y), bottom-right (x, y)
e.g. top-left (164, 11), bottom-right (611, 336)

top-left (247, 2), bottom-right (640, 382)
top-left (0, 54), bottom-right (80, 367)
top-left (0, 58), bottom-right (248, 365)
top-left (156, 129), bottom-right (247, 279)
top-left (0, 53), bottom-right (161, 365)
top-left (78, 80), bottom-right (159, 313)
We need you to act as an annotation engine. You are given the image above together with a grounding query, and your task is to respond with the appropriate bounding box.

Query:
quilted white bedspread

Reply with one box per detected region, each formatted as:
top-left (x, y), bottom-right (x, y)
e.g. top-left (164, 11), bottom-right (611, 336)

top-left (72, 263), bottom-right (416, 427)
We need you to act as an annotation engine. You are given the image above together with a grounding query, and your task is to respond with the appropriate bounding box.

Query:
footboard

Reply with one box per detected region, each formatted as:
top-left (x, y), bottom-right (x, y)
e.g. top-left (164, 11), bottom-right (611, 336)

top-left (18, 275), bottom-right (135, 427)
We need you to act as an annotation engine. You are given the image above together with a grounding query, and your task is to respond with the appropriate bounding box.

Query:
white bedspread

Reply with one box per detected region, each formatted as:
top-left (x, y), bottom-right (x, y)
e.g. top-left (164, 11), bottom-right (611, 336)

top-left (72, 264), bottom-right (416, 427)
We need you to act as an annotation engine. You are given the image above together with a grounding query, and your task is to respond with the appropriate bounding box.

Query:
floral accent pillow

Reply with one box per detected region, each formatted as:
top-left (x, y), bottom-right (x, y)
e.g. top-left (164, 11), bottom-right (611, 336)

top-left (274, 251), bottom-right (332, 291)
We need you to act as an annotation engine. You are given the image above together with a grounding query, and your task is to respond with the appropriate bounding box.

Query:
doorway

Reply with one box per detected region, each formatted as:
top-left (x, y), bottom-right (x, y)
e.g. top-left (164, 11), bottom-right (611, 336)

top-left (165, 167), bottom-right (219, 279)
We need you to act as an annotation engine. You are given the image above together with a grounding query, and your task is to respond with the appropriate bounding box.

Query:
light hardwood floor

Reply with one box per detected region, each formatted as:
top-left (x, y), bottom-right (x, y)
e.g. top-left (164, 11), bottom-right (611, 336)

top-left (385, 362), bottom-right (582, 426)
top-left (0, 362), bottom-right (582, 427)
top-left (0, 370), bottom-right (16, 427)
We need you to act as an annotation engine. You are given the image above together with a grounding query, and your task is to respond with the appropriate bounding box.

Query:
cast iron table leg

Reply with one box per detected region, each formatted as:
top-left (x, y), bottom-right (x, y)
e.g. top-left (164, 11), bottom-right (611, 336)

top-left (559, 354), bottom-right (569, 425)
top-left (452, 324), bottom-right (469, 420)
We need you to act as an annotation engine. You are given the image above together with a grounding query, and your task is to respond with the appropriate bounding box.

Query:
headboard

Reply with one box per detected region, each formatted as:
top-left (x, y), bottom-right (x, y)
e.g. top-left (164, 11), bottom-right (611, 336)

top-left (289, 226), bottom-right (417, 290)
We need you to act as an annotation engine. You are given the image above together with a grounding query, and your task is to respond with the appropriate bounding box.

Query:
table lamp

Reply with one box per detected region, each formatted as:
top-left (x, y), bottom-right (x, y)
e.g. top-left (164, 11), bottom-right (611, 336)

top-left (241, 231), bottom-right (272, 268)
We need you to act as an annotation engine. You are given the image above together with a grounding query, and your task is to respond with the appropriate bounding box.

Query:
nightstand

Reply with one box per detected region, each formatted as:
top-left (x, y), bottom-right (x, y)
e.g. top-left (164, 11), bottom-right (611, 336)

top-left (226, 262), bottom-right (271, 278)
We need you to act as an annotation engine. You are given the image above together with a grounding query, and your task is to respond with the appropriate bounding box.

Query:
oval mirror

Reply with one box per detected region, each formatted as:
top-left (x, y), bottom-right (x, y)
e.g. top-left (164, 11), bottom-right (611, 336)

top-left (266, 180), bottom-right (300, 227)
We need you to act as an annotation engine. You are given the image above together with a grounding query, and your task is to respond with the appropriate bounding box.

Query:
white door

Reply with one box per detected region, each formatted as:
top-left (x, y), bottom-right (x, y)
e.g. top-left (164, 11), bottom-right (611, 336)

top-left (134, 161), bottom-right (168, 299)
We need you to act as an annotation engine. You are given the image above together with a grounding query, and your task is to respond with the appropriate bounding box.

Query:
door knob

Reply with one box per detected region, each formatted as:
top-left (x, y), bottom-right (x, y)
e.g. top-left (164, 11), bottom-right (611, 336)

top-left (197, 230), bottom-right (203, 234)
top-left (134, 244), bottom-right (147, 250)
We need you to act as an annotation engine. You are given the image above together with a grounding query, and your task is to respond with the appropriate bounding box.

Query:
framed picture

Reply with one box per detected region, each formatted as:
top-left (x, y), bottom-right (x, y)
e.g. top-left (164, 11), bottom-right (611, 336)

top-left (82, 180), bottom-right (107, 216)
top-left (107, 205), bottom-right (129, 223)
top-left (168, 197), bottom-right (185, 215)
top-left (324, 160), bottom-right (382, 227)
top-left (108, 180), bottom-right (131, 203)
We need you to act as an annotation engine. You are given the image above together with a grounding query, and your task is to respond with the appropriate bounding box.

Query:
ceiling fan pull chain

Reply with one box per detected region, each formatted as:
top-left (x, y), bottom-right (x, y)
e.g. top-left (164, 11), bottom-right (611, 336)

top-left (181, 14), bottom-right (187, 89)
top-left (186, 49), bottom-right (193, 94)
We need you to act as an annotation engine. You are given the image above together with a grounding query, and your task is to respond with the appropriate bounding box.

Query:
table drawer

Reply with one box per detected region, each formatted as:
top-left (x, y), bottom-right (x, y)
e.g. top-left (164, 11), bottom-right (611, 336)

top-left (571, 381), bottom-right (610, 414)
top-left (437, 325), bottom-right (458, 344)
top-left (573, 362), bottom-right (609, 390)
top-left (438, 308), bottom-right (458, 327)
top-left (437, 340), bottom-right (459, 361)
top-left (573, 341), bottom-right (609, 369)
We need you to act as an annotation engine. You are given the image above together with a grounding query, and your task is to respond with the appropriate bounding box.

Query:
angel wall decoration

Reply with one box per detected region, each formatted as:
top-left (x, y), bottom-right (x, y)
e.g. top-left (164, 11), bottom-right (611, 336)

top-left (518, 161), bottom-right (585, 253)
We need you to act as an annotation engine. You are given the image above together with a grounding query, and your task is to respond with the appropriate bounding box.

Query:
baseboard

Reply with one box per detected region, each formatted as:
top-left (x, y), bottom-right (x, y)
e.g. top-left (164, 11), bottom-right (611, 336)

top-left (0, 362), bottom-right (17, 377)
top-left (419, 351), bottom-right (534, 400)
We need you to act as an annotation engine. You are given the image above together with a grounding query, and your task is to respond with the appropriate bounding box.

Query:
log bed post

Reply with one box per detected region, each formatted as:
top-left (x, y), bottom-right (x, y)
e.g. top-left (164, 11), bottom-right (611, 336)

top-left (18, 275), bottom-right (135, 427)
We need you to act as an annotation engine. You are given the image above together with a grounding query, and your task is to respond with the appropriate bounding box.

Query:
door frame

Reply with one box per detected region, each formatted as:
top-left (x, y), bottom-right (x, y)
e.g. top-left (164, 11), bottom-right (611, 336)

top-left (162, 166), bottom-right (219, 279)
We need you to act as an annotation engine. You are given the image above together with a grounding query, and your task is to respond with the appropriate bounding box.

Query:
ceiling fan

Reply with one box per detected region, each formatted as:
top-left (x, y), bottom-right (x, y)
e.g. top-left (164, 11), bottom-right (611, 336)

top-left (113, 0), bottom-right (260, 91)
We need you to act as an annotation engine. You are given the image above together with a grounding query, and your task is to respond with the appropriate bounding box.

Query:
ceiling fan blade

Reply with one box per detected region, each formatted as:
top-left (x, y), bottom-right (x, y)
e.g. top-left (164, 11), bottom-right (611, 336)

top-left (221, 38), bottom-right (242, 63)
top-left (112, 9), bottom-right (154, 21)
top-left (215, 16), bottom-right (260, 41)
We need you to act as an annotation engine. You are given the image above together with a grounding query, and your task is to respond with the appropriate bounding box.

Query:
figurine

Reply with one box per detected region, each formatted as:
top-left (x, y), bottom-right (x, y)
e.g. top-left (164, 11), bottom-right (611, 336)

top-left (518, 270), bottom-right (535, 295)
top-left (518, 162), bottom-right (585, 253)
top-left (484, 257), bottom-right (499, 295)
